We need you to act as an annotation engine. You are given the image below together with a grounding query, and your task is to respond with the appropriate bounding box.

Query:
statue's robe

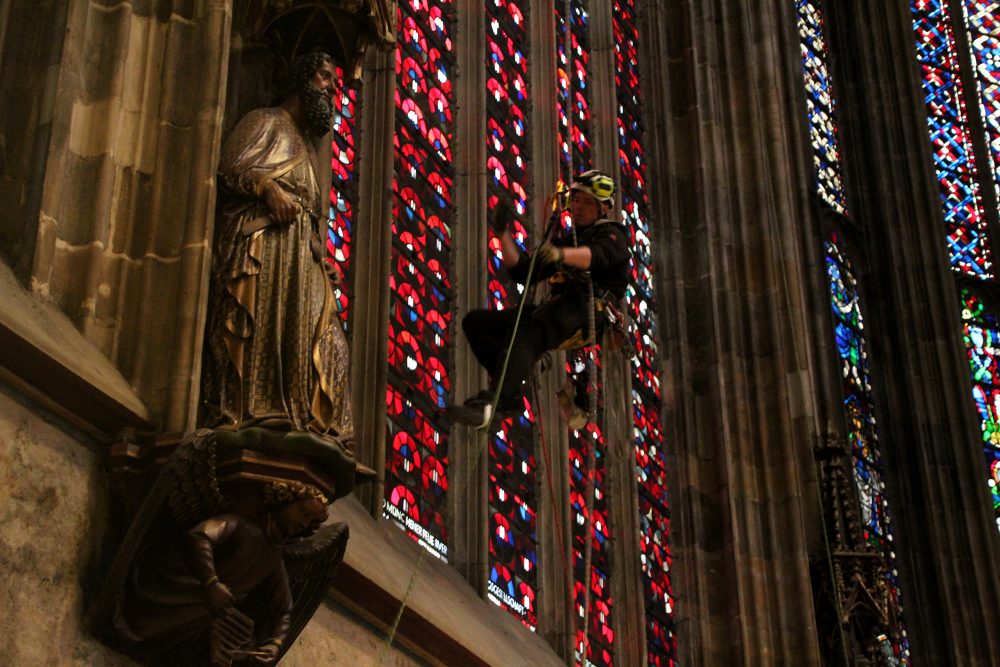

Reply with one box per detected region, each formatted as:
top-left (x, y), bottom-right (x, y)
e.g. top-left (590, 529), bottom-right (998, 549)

top-left (202, 107), bottom-right (353, 445)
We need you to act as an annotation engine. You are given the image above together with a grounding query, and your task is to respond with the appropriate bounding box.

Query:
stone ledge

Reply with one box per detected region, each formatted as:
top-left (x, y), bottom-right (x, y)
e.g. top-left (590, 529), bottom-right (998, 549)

top-left (0, 261), bottom-right (150, 440)
top-left (327, 496), bottom-right (563, 667)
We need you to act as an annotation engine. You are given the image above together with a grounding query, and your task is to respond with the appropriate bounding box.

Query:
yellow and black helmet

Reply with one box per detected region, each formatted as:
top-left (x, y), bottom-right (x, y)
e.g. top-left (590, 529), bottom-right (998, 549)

top-left (570, 169), bottom-right (616, 204)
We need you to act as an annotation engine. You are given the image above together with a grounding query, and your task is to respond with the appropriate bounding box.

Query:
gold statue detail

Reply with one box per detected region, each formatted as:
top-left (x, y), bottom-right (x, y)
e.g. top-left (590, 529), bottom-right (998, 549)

top-left (201, 52), bottom-right (354, 452)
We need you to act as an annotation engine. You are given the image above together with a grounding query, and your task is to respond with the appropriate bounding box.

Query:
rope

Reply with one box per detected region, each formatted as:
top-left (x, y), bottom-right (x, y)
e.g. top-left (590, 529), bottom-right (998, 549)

top-left (377, 548), bottom-right (426, 665)
top-left (377, 188), bottom-right (564, 661)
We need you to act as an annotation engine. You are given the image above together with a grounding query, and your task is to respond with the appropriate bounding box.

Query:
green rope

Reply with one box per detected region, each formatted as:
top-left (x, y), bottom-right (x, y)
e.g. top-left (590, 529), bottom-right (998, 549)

top-left (377, 548), bottom-right (426, 665)
top-left (480, 218), bottom-right (550, 433)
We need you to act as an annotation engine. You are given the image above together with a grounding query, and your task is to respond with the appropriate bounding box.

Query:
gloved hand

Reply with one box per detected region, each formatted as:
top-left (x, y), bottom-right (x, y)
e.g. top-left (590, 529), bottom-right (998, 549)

top-left (490, 201), bottom-right (516, 234)
top-left (536, 241), bottom-right (563, 266)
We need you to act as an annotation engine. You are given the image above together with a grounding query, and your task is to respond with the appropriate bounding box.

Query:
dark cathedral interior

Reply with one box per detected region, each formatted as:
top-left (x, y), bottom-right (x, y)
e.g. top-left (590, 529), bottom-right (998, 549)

top-left (1, 1), bottom-right (998, 665)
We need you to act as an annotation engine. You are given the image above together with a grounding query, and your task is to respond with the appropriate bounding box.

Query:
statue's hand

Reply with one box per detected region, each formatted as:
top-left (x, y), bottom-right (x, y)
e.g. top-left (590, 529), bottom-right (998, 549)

top-left (262, 180), bottom-right (299, 225)
top-left (255, 642), bottom-right (281, 664)
top-left (207, 581), bottom-right (235, 612)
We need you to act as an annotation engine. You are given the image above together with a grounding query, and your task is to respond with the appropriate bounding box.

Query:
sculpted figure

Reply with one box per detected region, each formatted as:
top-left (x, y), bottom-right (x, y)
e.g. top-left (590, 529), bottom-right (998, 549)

top-left (201, 52), bottom-right (353, 448)
top-left (111, 479), bottom-right (334, 665)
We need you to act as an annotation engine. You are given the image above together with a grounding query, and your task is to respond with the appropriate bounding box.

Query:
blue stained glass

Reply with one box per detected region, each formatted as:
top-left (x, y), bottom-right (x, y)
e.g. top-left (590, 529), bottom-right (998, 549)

top-left (917, 0), bottom-right (1000, 535)
top-left (964, 2), bottom-right (1000, 231)
top-left (825, 236), bottom-right (910, 663)
top-left (911, 0), bottom-right (994, 276)
top-left (796, 0), bottom-right (848, 213)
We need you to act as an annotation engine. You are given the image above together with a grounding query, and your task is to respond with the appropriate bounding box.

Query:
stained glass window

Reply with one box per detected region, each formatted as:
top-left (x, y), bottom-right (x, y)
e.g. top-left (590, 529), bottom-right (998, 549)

top-left (962, 1), bottom-right (1000, 219)
top-left (911, 1), bottom-right (1000, 530)
top-left (568, 373), bottom-right (615, 667)
top-left (795, 0), bottom-right (849, 214)
top-left (485, 0), bottom-right (539, 630)
top-left (613, 0), bottom-right (677, 664)
top-left (557, 0), bottom-right (594, 187)
top-left (327, 65), bottom-right (360, 332)
top-left (384, 0), bottom-right (455, 561)
top-left (911, 0), bottom-right (993, 276)
top-left (961, 288), bottom-right (1000, 527)
top-left (825, 235), bottom-right (911, 664)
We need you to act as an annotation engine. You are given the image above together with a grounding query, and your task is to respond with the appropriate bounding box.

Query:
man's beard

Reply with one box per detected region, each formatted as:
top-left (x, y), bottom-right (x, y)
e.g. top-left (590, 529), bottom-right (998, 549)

top-left (300, 82), bottom-right (333, 136)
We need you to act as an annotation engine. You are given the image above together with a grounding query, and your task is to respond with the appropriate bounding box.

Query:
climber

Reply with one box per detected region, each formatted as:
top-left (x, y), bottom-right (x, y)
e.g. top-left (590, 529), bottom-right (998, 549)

top-left (447, 170), bottom-right (630, 428)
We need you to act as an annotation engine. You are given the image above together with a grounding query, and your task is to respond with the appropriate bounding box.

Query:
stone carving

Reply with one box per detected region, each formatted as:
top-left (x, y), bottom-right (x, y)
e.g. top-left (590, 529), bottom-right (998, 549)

top-left (200, 52), bottom-right (355, 453)
top-left (91, 428), bottom-right (356, 665)
top-left (812, 435), bottom-right (904, 667)
top-left (91, 20), bottom-right (388, 665)
top-left (256, 0), bottom-right (397, 81)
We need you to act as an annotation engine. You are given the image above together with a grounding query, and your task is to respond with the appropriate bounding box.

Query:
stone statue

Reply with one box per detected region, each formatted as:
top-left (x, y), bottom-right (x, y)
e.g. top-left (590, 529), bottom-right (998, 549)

top-left (92, 52), bottom-right (373, 667)
top-left (201, 52), bottom-right (354, 450)
top-left (92, 429), bottom-right (354, 666)
top-left (112, 481), bottom-right (329, 664)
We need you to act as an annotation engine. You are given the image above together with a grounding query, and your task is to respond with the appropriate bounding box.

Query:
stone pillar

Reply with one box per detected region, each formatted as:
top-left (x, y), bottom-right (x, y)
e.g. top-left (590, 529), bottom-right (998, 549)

top-left (530, 0), bottom-right (575, 657)
top-left (450, 0), bottom-right (490, 589)
top-left (350, 45), bottom-right (396, 516)
top-left (823, 2), bottom-right (1000, 663)
top-left (0, 0), bottom-right (71, 280)
top-left (645, 1), bottom-right (830, 663)
top-left (30, 0), bottom-right (232, 431)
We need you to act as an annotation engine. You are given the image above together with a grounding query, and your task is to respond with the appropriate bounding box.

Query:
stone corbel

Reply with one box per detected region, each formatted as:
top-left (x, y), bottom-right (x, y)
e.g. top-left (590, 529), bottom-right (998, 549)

top-left (89, 428), bottom-right (367, 665)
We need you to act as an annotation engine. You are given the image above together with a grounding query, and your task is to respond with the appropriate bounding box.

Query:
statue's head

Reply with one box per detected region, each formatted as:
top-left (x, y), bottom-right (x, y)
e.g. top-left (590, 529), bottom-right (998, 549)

top-left (276, 52), bottom-right (337, 137)
top-left (263, 480), bottom-right (330, 538)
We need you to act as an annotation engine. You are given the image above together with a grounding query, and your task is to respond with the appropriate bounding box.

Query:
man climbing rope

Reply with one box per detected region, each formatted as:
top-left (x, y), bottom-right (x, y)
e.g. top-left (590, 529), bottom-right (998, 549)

top-left (447, 170), bottom-right (630, 428)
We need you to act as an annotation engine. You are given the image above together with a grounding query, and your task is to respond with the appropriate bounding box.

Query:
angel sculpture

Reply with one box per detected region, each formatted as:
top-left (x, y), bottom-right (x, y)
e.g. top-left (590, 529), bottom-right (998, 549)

top-left (91, 429), bottom-right (352, 666)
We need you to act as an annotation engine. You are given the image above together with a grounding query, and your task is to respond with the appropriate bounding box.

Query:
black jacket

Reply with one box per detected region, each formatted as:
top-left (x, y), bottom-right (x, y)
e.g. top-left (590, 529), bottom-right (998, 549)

top-left (509, 218), bottom-right (631, 301)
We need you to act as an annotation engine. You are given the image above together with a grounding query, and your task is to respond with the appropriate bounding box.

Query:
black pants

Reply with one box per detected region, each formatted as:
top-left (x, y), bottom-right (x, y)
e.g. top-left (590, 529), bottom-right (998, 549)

top-left (462, 293), bottom-right (588, 404)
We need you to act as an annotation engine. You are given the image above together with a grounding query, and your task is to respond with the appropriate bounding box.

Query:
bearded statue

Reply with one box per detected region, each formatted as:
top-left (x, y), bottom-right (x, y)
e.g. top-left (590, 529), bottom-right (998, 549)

top-left (200, 52), bottom-right (354, 453)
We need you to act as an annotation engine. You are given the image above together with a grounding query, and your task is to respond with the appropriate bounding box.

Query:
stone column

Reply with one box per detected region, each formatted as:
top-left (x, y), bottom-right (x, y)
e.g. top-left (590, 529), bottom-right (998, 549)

top-left (450, 0), bottom-right (490, 590)
top-left (823, 2), bottom-right (1000, 663)
top-left (530, 0), bottom-right (575, 657)
top-left (645, 0), bottom-right (831, 662)
top-left (0, 0), bottom-right (71, 280)
top-left (350, 45), bottom-right (396, 516)
top-left (30, 0), bottom-right (232, 431)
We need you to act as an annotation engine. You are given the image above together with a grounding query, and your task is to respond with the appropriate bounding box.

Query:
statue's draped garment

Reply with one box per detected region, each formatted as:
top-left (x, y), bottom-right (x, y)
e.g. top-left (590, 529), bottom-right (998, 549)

top-left (202, 107), bottom-right (353, 443)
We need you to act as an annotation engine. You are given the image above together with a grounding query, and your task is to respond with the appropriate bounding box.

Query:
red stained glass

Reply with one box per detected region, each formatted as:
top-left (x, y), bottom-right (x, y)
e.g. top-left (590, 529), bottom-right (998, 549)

top-left (385, 0), bottom-right (456, 562)
top-left (614, 0), bottom-right (676, 661)
top-left (485, 0), bottom-right (539, 631)
top-left (328, 66), bottom-right (360, 330)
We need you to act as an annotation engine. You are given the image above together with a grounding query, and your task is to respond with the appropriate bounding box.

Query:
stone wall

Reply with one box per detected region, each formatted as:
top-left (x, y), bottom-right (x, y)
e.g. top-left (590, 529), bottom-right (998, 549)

top-left (284, 603), bottom-right (422, 666)
top-left (0, 388), bottom-right (134, 666)
top-left (0, 383), bottom-right (428, 666)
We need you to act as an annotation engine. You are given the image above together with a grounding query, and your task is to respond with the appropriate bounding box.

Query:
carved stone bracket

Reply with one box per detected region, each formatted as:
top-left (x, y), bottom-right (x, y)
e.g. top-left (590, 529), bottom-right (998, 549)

top-left (90, 428), bottom-right (366, 665)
